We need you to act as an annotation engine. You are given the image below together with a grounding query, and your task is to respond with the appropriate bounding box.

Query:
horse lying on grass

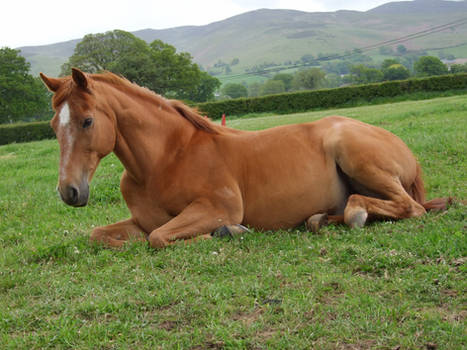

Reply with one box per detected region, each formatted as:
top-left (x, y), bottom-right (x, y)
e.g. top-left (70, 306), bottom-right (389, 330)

top-left (40, 68), bottom-right (450, 248)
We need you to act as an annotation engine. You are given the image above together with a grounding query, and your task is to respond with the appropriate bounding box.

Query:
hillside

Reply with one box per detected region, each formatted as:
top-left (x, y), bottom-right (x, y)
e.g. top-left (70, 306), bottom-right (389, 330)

top-left (18, 0), bottom-right (467, 76)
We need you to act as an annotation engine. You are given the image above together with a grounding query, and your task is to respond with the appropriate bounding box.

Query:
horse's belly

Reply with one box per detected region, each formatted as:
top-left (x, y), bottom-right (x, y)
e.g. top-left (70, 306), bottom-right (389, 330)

top-left (241, 166), bottom-right (346, 230)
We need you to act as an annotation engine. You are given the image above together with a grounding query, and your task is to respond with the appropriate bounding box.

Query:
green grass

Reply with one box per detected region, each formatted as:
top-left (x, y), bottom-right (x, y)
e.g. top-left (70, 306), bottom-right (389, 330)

top-left (1, 95), bottom-right (466, 349)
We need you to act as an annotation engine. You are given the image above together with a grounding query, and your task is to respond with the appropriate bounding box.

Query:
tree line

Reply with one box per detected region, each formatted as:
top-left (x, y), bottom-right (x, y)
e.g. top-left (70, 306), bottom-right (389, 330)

top-left (220, 55), bottom-right (466, 99)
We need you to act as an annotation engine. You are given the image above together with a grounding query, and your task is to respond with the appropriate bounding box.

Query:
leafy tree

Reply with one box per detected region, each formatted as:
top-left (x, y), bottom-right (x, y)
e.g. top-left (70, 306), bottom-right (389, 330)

top-left (248, 82), bottom-right (262, 97)
top-left (145, 40), bottom-right (202, 97)
top-left (350, 64), bottom-right (384, 84)
top-left (60, 30), bottom-right (148, 75)
top-left (230, 58), bottom-right (239, 66)
top-left (383, 64), bottom-right (410, 81)
top-left (260, 80), bottom-right (285, 96)
top-left (178, 71), bottom-right (221, 102)
top-left (272, 73), bottom-right (293, 91)
top-left (414, 56), bottom-right (448, 76)
top-left (0, 48), bottom-right (50, 124)
top-left (221, 83), bottom-right (248, 99)
top-left (61, 30), bottom-right (220, 102)
top-left (292, 68), bottom-right (326, 90)
top-left (381, 59), bottom-right (400, 70)
top-left (450, 63), bottom-right (467, 74)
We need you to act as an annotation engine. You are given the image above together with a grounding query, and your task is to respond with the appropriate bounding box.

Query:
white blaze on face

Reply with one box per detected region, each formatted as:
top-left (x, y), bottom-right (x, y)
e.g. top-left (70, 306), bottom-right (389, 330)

top-left (58, 102), bottom-right (74, 182)
top-left (59, 102), bottom-right (70, 126)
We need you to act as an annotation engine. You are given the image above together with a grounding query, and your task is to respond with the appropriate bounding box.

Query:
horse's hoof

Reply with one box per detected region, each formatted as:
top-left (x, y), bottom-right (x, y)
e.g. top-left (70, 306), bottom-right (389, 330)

top-left (211, 224), bottom-right (250, 238)
top-left (348, 209), bottom-right (368, 228)
top-left (306, 213), bottom-right (328, 234)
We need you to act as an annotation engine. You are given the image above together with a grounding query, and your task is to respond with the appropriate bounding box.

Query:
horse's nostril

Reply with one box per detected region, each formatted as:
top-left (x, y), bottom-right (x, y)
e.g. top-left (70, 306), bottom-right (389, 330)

top-left (68, 185), bottom-right (79, 203)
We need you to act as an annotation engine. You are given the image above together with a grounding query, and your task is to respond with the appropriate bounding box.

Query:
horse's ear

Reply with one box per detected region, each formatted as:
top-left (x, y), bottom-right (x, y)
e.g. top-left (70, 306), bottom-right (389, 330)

top-left (39, 73), bottom-right (62, 92)
top-left (71, 68), bottom-right (89, 91)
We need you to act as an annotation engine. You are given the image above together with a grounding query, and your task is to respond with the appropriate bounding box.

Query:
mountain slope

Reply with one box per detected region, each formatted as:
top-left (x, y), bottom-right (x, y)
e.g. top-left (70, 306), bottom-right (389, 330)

top-left (18, 0), bottom-right (467, 76)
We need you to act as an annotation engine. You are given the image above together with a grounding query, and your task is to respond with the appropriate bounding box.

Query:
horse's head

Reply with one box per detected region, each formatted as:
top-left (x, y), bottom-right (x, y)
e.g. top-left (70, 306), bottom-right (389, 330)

top-left (40, 68), bottom-right (116, 207)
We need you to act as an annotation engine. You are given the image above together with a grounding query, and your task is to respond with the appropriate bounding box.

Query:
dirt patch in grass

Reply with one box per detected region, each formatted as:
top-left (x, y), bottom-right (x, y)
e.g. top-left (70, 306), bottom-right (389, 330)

top-left (159, 320), bottom-right (178, 331)
top-left (232, 307), bottom-right (264, 327)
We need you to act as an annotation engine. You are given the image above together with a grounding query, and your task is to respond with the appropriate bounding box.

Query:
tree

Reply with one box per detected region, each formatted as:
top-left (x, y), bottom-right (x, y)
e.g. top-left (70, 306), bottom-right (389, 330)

top-left (260, 80), bottom-right (285, 96)
top-left (0, 48), bottom-right (50, 124)
top-left (292, 68), bottom-right (326, 91)
top-left (383, 64), bottom-right (410, 81)
top-left (221, 83), bottom-right (248, 99)
top-left (414, 56), bottom-right (448, 77)
top-left (450, 63), bottom-right (467, 74)
top-left (230, 58), bottom-right (239, 66)
top-left (60, 30), bottom-right (148, 75)
top-left (381, 59), bottom-right (400, 70)
top-left (61, 30), bottom-right (220, 102)
top-left (178, 71), bottom-right (221, 102)
top-left (272, 73), bottom-right (293, 91)
top-left (248, 82), bottom-right (262, 97)
top-left (349, 64), bottom-right (384, 84)
top-left (145, 40), bottom-right (202, 97)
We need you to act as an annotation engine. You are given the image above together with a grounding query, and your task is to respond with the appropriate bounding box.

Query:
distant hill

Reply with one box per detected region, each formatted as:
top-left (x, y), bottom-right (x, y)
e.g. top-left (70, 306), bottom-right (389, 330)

top-left (18, 0), bottom-right (467, 76)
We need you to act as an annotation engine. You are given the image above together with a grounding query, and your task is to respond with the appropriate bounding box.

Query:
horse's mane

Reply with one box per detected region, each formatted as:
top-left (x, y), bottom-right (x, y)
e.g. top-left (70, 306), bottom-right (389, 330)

top-left (90, 72), bottom-right (223, 134)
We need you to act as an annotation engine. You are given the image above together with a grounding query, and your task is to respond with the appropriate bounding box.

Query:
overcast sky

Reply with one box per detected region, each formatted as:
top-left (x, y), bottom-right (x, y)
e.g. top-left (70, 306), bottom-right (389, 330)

top-left (2, 0), bottom-right (405, 48)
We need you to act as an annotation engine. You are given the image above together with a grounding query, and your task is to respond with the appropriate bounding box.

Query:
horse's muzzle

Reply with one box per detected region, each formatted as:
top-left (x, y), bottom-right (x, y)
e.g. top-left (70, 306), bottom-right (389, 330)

top-left (59, 182), bottom-right (89, 207)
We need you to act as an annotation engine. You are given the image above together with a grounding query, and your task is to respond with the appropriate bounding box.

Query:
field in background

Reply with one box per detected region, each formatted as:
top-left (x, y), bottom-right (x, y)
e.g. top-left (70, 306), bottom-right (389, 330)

top-left (0, 95), bottom-right (466, 349)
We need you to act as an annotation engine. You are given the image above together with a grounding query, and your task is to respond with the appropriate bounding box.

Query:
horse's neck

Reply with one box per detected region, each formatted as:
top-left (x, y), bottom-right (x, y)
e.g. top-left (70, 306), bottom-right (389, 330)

top-left (103, 87), bottom-right (195, 183)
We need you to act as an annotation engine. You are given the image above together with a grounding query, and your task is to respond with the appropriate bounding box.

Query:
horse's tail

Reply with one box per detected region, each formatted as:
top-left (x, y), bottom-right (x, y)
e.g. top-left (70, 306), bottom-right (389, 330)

top-left (409, 163), bottom-right (452, 211)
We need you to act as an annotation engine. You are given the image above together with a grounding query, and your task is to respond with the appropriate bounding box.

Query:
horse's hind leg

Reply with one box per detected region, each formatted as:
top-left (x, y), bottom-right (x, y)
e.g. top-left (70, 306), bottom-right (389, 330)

top-left (343, 176), bottom-right (426, 228)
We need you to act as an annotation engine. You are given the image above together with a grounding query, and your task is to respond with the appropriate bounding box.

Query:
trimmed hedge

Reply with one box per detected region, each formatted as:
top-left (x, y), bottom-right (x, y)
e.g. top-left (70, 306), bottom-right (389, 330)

top-left (1, 73), bottom-right (467, 145)
top-left (197, 73), bottom-right (467, 119)
top-left (0, 121), bottom-right (54, 145)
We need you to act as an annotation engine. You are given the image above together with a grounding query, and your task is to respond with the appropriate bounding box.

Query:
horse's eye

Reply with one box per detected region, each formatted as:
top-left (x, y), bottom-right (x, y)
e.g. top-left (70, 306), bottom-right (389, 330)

top-left (83, 118), bottom-right (93, 129)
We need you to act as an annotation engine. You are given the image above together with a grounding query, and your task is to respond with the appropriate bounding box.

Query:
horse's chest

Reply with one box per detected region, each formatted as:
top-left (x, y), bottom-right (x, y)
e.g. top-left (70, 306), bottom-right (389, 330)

top-left (120, 176), bottom-right (174, 233)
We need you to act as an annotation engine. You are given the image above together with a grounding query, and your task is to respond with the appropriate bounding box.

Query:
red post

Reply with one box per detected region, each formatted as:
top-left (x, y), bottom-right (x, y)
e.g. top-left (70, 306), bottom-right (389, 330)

top-left (221, 114), bottom-right (226, 126)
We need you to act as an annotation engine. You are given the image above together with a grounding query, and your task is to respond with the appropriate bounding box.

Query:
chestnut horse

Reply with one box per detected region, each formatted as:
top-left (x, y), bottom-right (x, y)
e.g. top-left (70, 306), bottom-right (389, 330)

top-left (40, 68), bottom-right (448, 248)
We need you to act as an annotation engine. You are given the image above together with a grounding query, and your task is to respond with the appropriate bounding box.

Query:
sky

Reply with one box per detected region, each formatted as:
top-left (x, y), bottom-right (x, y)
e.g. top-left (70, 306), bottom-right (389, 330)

top-left (2, 0), bottom-right (402, 48)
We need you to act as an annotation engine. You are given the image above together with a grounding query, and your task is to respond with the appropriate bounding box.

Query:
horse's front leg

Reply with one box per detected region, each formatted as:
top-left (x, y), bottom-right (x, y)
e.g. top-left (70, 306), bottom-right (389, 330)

top-left (148, 198), bottom-right (243, 249)
top-left (90, 218), bottom-right (147, 248)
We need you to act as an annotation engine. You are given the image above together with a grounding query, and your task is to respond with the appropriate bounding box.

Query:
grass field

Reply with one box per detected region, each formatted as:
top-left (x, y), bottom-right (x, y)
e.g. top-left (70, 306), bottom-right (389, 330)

top-left (0, 95), bottom-right (466, 349)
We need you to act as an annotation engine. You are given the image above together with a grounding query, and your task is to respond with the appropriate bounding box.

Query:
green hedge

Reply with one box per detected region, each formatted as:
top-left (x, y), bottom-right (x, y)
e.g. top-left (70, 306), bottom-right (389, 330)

top-left (1, 73), bottom-right (467, 145)
top-left (0, 121), bottom-right (54, 146)
top-left (197, 73), bottom-right (467, 119)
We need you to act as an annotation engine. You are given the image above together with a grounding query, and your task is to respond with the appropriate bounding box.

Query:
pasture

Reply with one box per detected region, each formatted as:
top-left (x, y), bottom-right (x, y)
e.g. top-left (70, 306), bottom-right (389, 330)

top-left (0, 95), bottom-right (466, 349)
